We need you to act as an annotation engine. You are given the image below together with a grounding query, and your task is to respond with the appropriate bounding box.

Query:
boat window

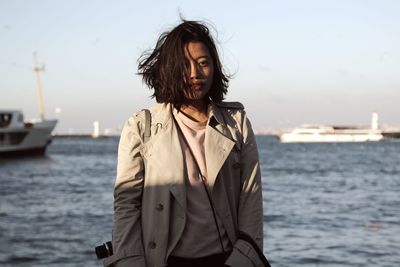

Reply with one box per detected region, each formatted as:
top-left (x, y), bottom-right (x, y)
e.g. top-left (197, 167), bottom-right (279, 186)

top-left (0, 113), bottom-right (13, 128)
top-left (9, 132), bottom-right (28, 145)
top-left (18, 114), bottom-right (24, 123)
top-left (0, 132), bottom-right (28, 145)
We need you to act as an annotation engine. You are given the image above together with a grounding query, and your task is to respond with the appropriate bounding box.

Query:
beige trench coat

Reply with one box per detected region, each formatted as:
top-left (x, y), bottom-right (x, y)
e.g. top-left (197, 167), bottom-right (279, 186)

top-left (104, 102), bottom-right (264, 267)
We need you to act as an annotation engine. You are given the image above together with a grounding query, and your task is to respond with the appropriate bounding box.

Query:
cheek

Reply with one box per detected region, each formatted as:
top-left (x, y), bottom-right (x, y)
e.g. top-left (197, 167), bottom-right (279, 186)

top-left (207, 66), bottom-right (214, 81)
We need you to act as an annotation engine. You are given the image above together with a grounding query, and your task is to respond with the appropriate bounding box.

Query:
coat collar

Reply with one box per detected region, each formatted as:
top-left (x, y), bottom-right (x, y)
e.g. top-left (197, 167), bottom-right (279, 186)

top-left (149, 102), bottom-right (173, 127)
top-left (209, 102), bottom-right (226, 126)
top-left (149, 102), bottom-right (225, 126)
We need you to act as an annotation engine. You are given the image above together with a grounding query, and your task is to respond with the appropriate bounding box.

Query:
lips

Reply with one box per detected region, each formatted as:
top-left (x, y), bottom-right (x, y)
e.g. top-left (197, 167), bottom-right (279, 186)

top-left (191, 81), bottom-right (205, 90)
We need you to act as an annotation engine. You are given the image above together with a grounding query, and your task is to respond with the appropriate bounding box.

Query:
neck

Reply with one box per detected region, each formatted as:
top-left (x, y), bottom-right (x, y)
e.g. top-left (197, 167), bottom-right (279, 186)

top-left (180, 99), bottom-right (209, 122)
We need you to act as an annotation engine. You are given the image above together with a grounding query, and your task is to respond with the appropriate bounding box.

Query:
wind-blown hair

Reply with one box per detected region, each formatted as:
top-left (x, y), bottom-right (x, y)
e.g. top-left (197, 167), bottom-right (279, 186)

top-left (138, 20), bottom-right (229, 106)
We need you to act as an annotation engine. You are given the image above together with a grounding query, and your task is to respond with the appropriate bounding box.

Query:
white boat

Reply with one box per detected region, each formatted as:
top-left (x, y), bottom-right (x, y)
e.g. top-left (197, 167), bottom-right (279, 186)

top-left (0, 110), bottom-right (57, 155)
top-left (278, 113), bottom-right (384, 143)
top-left (0, 53), bottom-right (58, 156)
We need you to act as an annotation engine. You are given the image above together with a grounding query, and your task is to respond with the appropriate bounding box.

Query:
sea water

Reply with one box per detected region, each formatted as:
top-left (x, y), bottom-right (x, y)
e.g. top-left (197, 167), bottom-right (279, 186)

top-left (0, 136), bottom-right (399, 266)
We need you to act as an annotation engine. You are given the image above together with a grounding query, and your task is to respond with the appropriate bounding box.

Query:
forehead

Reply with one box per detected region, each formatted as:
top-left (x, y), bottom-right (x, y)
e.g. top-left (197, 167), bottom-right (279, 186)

top-left (184, 41), bottom-right (212, 59)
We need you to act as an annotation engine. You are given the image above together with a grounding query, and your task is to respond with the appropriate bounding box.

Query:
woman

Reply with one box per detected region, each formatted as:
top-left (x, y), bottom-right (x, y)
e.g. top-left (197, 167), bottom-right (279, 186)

top-left (106, 20), bottom-right (264, 267)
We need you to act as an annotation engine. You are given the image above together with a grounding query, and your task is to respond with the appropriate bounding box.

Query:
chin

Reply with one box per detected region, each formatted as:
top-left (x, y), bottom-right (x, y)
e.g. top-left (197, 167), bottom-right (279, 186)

top-left (184, 92), bottom-right (208, 101)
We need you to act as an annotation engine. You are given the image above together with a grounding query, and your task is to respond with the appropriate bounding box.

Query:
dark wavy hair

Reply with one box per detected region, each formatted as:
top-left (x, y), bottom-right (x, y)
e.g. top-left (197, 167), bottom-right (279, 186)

top-left (138, 20), bottom-right (229, 106)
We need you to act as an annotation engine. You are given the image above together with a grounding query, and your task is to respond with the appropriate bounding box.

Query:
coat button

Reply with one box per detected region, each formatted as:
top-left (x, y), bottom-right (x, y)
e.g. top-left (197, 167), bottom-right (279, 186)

top-left (233, 162), bottom-right (241, 169)
top-left (149, 241), bottom-right (157, 249)
top-left (156, 203), bottom-right (164, 211)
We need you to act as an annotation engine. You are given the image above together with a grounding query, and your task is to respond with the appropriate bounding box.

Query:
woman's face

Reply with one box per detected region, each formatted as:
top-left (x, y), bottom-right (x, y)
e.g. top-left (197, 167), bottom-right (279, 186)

top-left (183, 41), bottom-right (214, 101)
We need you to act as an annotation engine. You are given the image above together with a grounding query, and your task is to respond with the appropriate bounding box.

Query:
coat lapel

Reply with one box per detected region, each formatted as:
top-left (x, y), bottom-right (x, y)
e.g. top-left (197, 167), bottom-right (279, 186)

top-left (205, 107), bottom-right (235, 191)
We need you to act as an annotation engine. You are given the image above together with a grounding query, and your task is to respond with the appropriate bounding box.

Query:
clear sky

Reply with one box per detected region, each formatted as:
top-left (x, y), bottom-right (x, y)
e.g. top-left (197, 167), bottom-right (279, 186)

top-left (1, 0), bottom-right (399, 133)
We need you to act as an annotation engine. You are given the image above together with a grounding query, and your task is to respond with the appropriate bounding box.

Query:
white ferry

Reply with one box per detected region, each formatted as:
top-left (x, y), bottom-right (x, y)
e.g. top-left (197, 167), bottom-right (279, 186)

top-left (278, 113), bottom-right (384, 143)
top-left (0, 111), bottom-right (57, 155)
top-left (0, 53), bottom-right (58, 156)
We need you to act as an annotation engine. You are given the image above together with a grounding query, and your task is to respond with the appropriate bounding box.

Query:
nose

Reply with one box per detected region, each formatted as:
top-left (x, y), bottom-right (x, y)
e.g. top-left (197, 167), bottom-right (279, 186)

top-left (190, 62), bottom-right (202, 80)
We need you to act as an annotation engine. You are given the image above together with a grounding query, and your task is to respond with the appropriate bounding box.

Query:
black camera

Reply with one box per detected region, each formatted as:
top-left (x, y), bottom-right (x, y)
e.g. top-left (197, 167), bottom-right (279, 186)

top-left (95, 241), bottom-right (113, 259)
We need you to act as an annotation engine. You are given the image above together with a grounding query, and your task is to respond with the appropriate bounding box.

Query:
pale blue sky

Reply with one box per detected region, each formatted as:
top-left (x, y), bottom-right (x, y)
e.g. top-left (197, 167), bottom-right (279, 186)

top-left (1, 0), bottom-right (399, 133)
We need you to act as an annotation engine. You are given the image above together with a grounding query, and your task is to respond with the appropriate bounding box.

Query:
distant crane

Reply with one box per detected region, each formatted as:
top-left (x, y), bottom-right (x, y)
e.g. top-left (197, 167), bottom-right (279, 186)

top-left (33, 52), bottom-right (46, 121)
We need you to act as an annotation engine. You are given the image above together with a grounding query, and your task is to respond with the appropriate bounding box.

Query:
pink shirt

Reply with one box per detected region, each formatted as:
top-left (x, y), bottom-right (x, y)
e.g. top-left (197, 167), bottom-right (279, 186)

top-left (171, 109), bottom-right (231, 257)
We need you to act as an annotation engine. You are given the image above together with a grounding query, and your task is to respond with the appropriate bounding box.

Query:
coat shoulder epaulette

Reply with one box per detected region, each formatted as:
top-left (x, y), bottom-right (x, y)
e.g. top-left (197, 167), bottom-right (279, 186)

top-left (215, 101), bottom-right (244, 110)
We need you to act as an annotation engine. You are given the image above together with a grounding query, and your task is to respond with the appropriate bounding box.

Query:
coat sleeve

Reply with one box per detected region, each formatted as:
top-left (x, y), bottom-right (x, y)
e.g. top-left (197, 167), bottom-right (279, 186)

top-left (104, 115), bottom-right (147, 267)
top-left (225, 111), bottom-right (264, 267)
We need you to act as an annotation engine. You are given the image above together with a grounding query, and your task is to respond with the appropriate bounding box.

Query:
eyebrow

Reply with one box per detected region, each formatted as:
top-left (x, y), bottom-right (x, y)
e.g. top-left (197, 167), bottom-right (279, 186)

top-left (196, 55), bottom-right (209, 60)
top-left (185, 54), bottom-right (209, 62)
